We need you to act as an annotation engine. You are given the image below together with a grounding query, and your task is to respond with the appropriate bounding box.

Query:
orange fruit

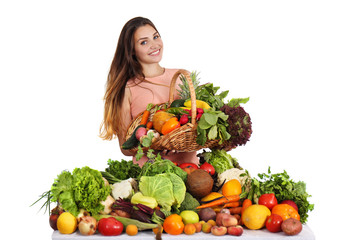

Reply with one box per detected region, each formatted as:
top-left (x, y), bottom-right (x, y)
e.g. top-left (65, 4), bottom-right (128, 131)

top-left (241, 204), bottom-right (271, 230)
top-left (222, 179), bottom-right (242, 196)
top-left (272, 204), bottom-right (300, 221)
top-left (163, 214), bottom-right (184, 235)
top-left (161, 117), bottom-right (180, 135)
top-left (152, 111), bottom-right (174, 133)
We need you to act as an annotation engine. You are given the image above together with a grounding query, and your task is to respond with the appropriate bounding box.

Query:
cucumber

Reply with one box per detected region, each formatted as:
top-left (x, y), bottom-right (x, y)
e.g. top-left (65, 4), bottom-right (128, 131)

top-left (170, 99), bottom-right (185, 108)
top-left (122, 124), bottom-right (146, 149)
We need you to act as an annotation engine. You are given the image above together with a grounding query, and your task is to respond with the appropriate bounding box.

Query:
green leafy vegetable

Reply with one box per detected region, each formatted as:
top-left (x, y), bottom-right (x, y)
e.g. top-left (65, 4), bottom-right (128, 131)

top-left (139, 173), bottom-right (186, 212)
top-left (138, 149), bottom-right (187, 182)
top-left (241, 167), bottom-right (314, 224)
top-left (198, 149), bottom-right (238, 173)
top-left (51, 166), bottom-right (111, 216)
top-left (105, 159), bottom-right (141, 181)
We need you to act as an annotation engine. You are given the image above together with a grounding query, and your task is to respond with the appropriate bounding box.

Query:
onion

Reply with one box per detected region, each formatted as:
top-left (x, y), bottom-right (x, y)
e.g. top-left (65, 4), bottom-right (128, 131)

top-left (78, 216), bottom-right (97, 235)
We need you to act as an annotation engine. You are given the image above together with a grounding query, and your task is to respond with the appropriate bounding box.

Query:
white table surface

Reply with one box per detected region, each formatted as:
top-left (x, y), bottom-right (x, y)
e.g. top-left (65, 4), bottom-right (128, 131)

top-left (52, 224), bottom-right (315, 240)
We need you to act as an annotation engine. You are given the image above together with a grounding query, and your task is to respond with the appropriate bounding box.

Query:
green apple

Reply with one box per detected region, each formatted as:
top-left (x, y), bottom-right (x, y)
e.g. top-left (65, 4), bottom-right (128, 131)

top-left (180, 210), bottom-right (199, 224)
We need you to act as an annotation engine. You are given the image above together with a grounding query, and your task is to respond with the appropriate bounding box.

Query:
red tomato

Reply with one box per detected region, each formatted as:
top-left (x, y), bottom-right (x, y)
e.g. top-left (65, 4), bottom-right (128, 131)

top-left (258, 193), bottom-right (278, 210)
top-left (98, 217), bottom-right (123, 236)
top-left (178, 163), bottom-right (199, 169)
top-left (265, 214), bottom-right (283, 233)
top-left (281, 200), bottom-right (298, 212)
top-left (199, 162), bottom-right (215, 175)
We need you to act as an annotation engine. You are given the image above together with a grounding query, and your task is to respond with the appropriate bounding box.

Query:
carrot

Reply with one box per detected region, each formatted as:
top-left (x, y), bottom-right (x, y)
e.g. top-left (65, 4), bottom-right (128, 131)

top-left (229, 207), bottom-right (242, 215)
top-left (140, 103), bottom-right (153, 125)
top-left (196, 195), bottom-right (240, 209)
top-left (240, 198), bottom-right (252, 215)
top-left (146, 121), bottom-right (153, 130)
top-left (223, 201), bottom-right (240, 208)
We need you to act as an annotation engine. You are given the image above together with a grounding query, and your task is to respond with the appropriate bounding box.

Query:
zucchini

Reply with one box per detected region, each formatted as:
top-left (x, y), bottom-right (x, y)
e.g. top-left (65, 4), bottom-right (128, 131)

top-left (122, 124), bottom-right (146, 149)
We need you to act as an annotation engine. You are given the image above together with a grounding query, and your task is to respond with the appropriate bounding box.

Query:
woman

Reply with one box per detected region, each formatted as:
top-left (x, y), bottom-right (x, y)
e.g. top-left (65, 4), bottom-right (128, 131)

top-left (100, 17), bottom-right (199, 166)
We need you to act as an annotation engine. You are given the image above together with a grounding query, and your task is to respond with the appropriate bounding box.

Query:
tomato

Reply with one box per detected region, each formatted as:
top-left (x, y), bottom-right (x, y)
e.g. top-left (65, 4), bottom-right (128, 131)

top-left (163, 214), bottom-right (184, 235)
top-left (98, 217), bottom-right (124, 236)
top-left (281, 200), bottom-right (298, 212)
top-left (199, 162), bottom-right (215, 175)
top-left (265, 214), bottom-right (283, 233)
top-left (272, 204), bottom-right (300, 221)
top-left (258, 193), bottom-right (278, 210)
top-left (179, 163), bottom-right (199, 169)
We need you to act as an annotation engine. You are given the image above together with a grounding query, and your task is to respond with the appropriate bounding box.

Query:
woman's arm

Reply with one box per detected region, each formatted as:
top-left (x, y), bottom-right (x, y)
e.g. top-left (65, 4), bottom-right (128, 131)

top-left (118, 87), bottom-right (134, 156)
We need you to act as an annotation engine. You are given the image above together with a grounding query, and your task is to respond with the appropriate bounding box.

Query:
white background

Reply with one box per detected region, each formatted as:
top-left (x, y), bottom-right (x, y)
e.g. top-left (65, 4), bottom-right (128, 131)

top-left (1, 0), bottom-right (359, 239)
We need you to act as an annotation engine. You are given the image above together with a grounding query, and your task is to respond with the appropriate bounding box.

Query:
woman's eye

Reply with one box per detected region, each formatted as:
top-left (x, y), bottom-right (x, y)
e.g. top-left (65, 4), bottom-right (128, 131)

top-left (140, 40), bottom-right (147, 45)
top-left (154, 35), bottom-right (160, 40)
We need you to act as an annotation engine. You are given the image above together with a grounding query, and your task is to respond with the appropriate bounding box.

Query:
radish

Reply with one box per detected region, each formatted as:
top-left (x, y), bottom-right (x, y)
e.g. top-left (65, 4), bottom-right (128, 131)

top-left (135, 127), bottom-right (147, 140)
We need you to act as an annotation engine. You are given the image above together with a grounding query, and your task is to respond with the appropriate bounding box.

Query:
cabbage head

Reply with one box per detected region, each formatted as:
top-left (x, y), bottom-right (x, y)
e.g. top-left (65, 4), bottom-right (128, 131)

top-left (139, 173), bottom-right (186, 212)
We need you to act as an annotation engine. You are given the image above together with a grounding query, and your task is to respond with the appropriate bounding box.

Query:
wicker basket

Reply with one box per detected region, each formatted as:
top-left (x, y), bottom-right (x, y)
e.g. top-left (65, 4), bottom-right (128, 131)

top-left (124, 69), bottom-right (221, 153)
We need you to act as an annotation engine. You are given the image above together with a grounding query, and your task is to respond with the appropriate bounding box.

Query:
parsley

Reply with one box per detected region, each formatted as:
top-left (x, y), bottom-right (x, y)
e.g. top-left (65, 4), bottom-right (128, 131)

top-left (242, 167), bottom-right (314, 223)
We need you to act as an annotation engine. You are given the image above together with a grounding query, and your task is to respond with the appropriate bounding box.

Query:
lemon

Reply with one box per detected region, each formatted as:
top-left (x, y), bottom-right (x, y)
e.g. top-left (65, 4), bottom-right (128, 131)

top-left (241, 204), bottom-right (271, 230)
top-left (57, 212), bottom-right (77, 234)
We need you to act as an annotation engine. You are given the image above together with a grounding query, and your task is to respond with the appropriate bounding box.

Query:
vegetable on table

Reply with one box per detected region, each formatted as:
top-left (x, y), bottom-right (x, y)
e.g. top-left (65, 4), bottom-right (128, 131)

top-left (94, 215), bottom-right (158, 231)
top-left (50, 166), bottom-right (111, 216)
top-left (131, 192), bottom-right (158, 209)
top-left (196, 194), bottom-right (240, 209)
top-left (111, 178), bottom-right (137, 201)
top-left (103, 159), bottom-right (141, 183)
top-left (242, 167), bottom-right (314, 223)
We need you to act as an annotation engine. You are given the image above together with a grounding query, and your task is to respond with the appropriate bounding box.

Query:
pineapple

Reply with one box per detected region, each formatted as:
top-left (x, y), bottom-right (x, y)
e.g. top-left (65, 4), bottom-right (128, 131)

top-left (177, 71), bottom-right (200, 100)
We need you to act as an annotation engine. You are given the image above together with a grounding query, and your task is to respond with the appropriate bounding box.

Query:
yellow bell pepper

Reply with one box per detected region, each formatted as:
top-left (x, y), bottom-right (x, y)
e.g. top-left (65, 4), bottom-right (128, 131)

top-left (184, 100), bottom-right (211, 109)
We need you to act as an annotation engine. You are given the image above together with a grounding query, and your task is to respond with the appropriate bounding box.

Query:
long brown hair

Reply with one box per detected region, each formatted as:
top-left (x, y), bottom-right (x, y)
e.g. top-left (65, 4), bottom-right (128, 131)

top-left (100, 17), bottom-right (159, 140)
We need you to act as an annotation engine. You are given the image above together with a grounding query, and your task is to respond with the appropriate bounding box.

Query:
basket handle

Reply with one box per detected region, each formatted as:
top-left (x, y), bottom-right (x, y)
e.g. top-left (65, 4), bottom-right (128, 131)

top-left (169, 69), bottom-right (196, 125)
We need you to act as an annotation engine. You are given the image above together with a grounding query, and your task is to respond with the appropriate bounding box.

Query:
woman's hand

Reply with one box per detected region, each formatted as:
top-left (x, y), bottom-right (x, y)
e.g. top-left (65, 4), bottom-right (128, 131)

top-left (161, 149), bottom-right (178, 156)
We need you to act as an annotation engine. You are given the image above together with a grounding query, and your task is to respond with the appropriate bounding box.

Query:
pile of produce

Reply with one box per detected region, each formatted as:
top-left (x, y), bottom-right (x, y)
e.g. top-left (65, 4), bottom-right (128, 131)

top-left (32, 72), bottom-right (314, 238)
top-left (32, 149), bottom-right (314, 237)
top-left (122, 71), bottom-right (252, 150)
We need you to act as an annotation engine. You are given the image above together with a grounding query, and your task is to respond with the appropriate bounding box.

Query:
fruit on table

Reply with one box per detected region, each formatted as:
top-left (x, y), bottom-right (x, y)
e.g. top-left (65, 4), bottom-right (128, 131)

top-left (186, 169), bottom-right (214, 198)
top-left (163, 214), bottom-right (184, 235)
top-left (221, 214), bottom-right (238, 227)
top-left (56, 212), bottom-right (77, 234)
top-left (222, 179), bottom-right (242, 196)
top-left (180, 210), bottom-right (199, 224)
top-left (183, 223), bottom-right (196, 235)
top-left (272, 204), bottom-right (300, 221)
top-left (152, 111), bottom-right (174, 133)
top-left (161, 117), bottom-right (180, 135)
top-left (258, 193), bottom-right (278, 210)
top-left (126, 224), bottom-right (138, 236)
top-left (265, 213), bottom-right (283, 233)
top-left (211, 226), bottom-right (227, 236)
top-left (241, 204), bottom-right (271, 230)
top-left (228, 225), bottom-right (244, 236)
top-left (97, 217), bottom-right (124, 236)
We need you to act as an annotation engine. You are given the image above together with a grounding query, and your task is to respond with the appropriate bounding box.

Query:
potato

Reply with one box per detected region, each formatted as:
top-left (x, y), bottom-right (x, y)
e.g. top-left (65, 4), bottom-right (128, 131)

top-left (281, 218), bottom-right (302, 235)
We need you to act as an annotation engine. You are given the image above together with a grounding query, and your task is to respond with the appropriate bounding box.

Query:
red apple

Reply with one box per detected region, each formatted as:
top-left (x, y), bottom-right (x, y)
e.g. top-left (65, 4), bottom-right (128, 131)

top-left (228, 225), bottom-right (244, 236)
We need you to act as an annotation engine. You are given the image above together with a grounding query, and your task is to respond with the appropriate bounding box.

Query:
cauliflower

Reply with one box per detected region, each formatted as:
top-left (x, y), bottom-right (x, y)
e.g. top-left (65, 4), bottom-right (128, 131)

top-left (217, 168), bottom-right (251, 193)
top-left (111, 178), bottom-right (138, 201)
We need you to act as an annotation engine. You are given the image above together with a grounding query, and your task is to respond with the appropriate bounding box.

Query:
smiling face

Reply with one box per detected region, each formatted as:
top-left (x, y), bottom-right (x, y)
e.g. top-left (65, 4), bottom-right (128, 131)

top-left (133, 24), bottom-right (163, 66)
